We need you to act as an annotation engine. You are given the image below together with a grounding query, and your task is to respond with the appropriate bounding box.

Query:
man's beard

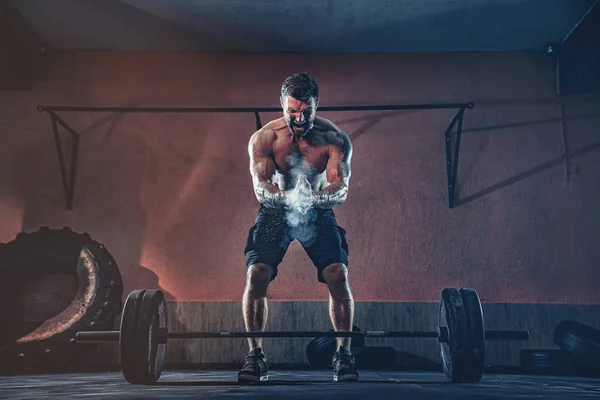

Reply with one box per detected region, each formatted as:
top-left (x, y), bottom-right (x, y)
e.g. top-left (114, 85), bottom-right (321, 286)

top-left (288, 119), bottom-right (310, 136)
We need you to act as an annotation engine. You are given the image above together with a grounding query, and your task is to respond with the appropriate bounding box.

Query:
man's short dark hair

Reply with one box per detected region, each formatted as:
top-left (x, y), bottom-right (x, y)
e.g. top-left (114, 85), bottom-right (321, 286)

top-left (281, 73), bottom-right (319, 103)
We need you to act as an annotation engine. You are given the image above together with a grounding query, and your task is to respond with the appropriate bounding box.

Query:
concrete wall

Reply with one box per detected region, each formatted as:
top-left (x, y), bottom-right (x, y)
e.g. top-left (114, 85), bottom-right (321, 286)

top-left (1, 50), bottom-right (599, 367)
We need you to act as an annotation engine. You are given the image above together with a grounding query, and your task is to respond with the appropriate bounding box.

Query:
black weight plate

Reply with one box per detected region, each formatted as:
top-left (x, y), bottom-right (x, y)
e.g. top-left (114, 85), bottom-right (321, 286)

top-left (438, 288), bottom-right (470, 382)
top-left (131, 289), bottom-right (168, 384)
top-left (153, 291), bottom-right (168, 381)
top-left (519, 349), bottom-right (585, 376)
top-left (305, 325), bottom-right (364, 368)
top-left (120, 290), bottom-right (145, 384)
top-left (553, 320), bottom-right (600, 371)
top-left (459, 288), bottom-right (485, 382)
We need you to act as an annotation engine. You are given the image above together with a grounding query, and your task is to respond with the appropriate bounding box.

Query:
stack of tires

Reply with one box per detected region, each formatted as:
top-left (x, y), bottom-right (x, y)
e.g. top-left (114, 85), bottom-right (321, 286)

top-left (0, 227), bottom-right (123, 372)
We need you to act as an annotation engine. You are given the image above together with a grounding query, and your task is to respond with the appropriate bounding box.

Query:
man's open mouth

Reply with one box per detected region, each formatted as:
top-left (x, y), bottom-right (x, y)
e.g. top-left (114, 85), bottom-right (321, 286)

top-left (292, 122), bottom-right (307, 131)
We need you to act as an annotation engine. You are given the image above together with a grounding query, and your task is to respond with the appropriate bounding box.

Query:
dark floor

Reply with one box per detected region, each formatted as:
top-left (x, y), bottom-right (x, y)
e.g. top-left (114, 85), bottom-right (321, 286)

top-left (1, 370), bottom-right (600, 399)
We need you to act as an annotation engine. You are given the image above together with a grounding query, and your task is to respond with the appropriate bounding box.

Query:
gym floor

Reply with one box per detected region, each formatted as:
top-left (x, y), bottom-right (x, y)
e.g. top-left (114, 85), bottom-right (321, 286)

top-left (1, 370), bottom-right (599, 399)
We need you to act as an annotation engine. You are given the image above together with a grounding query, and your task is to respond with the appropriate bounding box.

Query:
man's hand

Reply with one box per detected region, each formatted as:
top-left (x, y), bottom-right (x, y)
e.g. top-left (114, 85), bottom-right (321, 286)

top-left (287, 174), bottom-right (316, 215)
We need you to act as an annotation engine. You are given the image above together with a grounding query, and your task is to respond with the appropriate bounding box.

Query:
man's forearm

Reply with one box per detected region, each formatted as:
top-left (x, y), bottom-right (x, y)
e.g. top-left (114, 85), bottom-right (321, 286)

top-left (254, 182), bottom-right (287, 208)
top-left (313, 183), bottom-right (348, 208)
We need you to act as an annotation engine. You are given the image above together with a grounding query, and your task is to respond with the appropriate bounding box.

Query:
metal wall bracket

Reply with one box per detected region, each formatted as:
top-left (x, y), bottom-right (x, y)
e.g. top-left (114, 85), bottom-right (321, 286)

top-left (445, 103), bottom-right (474, 208)
top-left (42, 108), bottom-right (81, 211)
top-left (37, 102), bottom-right (474, 210)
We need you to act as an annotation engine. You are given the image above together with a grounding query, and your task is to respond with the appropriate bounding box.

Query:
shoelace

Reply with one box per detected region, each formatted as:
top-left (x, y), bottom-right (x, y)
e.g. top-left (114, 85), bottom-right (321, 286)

top-left (243, 354), bottom-right (264, 369)
top-left (334, 353), bottom-right (355, 367)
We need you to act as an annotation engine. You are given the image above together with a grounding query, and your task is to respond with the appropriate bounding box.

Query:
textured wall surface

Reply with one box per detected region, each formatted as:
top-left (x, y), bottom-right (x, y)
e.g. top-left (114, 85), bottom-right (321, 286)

top-left (1, 50), bottom-right (599, 366)
top-left (1, 50), bottom-right (599, 304)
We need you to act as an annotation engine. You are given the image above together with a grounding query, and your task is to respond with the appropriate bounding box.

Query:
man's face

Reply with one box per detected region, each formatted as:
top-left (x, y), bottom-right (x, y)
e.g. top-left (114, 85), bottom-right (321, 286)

top-left (281, 95), bottom-right (318, 137)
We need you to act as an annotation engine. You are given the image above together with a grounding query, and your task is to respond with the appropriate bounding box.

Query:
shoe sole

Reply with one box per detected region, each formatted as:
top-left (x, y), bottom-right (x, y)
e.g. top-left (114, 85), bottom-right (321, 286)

top-left (238, 374), bottom-right (269, 384)
top-left (333, 373), bottom-right (359, 382)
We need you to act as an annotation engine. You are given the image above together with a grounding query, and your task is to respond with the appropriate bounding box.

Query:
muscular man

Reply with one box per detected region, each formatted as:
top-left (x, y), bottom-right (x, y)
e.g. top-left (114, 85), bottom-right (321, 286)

top-left (238, 73), bottom-right (358, 383)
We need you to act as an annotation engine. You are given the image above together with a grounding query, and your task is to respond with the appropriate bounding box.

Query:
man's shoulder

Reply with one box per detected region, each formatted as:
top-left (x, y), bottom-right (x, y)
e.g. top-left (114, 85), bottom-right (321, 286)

top-left (314, 116), bottom-right (339, 131)
top-left (249, 119), bottom-right (287, 153)
top-left (313, 117), bottom-right (351, 148)
top-left (315, 116), bottom-right (348, 135)
top-left (252, 118), bottom-right (287, 139)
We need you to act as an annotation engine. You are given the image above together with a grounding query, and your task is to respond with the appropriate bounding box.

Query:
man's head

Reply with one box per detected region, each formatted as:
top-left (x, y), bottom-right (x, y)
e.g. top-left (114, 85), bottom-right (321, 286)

top-left (280, 73), bottom-right (319, 137)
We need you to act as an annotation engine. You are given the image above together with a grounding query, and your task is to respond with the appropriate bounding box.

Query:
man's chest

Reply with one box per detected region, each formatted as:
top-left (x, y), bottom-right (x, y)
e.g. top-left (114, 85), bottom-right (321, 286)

top-left (272, 137), bottom-right (328, 173)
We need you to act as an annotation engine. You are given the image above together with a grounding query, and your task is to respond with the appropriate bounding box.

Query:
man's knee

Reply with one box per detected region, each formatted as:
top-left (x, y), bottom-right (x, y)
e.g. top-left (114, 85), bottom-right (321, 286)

top-left (247, 263), bottom-right (274, 285)
top-left (322, 263), bottom-right (348, 285)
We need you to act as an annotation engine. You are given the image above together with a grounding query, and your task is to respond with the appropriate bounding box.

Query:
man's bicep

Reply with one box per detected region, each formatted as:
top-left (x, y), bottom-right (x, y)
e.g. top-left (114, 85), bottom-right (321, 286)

top-left (249, 136), bottom-right (276, 185)
top-left (252, 155), bottom-right (276, 184)
top-left (326, 137), bottom-right (352, 185)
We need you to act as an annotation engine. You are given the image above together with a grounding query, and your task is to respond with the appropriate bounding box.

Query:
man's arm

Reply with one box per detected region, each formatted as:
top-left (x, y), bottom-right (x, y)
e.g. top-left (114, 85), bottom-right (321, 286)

top-left (249, 130), bottom-right (287, 208)
top-left (313, 131), bottom-right (352, 208)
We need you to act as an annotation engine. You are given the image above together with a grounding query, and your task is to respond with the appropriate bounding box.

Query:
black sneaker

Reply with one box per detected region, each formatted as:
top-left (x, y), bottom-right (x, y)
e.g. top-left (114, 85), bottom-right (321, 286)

top-left (238, 348), bottom-right (269, 383)
top-left (332, 346), bottom-right (359, 382)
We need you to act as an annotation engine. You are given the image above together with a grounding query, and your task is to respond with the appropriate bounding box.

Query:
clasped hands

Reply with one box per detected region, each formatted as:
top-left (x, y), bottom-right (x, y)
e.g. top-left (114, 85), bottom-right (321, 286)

top-left (285, 174), bottom-right (317, 215)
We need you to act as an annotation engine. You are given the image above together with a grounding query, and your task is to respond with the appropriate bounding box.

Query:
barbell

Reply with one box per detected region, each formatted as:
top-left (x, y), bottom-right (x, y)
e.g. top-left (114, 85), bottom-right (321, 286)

top-left (75, 288), bottom-right (529, 384)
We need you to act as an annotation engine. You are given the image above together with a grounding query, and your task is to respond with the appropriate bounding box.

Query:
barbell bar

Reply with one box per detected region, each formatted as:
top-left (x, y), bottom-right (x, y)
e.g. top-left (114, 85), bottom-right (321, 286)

top-left (76, 328), bottom-right (529, 343)
top-left (78, 288), bottom-right (530, 385)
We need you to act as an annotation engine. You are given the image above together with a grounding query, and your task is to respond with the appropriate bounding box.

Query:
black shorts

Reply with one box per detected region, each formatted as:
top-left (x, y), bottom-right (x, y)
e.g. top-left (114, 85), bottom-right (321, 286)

top-left (244, 205), bottom-right (349, 283)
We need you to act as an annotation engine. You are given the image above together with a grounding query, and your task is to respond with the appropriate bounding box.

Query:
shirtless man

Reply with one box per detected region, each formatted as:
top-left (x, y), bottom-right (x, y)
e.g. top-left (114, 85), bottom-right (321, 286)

top-left (239, 73), bottom-right (358, 383)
